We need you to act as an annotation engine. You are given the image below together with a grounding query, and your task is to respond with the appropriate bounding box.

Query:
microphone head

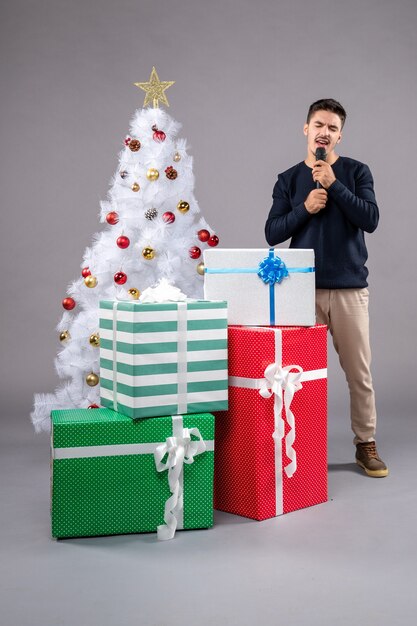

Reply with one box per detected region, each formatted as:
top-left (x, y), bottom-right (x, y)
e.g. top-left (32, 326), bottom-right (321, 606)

top-left (315, 147), bottom-right (327, 161)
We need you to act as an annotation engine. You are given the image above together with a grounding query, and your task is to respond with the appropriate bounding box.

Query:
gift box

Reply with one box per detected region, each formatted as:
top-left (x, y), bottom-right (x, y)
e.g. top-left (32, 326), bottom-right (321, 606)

top-left (214, 324), bottom-right (327, 521)
top-left (99, 299), bottom-right (228, 419)
top-left (203, 248), bottom-right (315, 326)
top-left (51, 408), bottom-right (215, 540)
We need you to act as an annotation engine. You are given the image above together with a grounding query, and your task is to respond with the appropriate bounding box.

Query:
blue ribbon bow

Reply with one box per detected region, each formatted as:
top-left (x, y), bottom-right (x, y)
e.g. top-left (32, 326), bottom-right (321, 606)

top-left (258, 252), bottom-right (289, 286)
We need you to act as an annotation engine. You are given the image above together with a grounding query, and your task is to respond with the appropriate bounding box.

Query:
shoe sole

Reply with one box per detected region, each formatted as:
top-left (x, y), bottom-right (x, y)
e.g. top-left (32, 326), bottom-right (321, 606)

top-left (356, 459), bottom-right (389, 477)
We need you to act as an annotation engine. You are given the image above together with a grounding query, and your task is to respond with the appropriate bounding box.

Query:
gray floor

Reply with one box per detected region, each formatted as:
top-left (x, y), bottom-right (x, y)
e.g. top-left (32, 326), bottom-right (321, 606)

top-left (1, 402), bottom-right (416, 626)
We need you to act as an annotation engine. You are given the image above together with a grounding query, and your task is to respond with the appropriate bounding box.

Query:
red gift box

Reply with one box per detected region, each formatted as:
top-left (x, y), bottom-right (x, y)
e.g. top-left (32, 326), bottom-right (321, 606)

top-left (214, 324), bottom-right (327, 520)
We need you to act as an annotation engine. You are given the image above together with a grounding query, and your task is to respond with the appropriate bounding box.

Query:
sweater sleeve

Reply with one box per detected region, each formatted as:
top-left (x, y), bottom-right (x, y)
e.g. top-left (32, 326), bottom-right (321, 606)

top-left (327, 163), bottom-right (379, 233)
top-left (265, 174), bottom-right (311, 245)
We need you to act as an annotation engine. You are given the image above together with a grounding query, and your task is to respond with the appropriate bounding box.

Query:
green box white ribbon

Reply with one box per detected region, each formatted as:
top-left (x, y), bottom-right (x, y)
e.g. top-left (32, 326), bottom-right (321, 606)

top-left (51, 409), bottom-right (215, 539)
top-left (99, 299), bottom-right (228, 419)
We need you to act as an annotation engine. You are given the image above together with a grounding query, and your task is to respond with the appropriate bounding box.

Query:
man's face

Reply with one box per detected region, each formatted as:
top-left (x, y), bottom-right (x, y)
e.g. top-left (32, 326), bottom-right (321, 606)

top-left (303, 110), bottom-right (343, 159)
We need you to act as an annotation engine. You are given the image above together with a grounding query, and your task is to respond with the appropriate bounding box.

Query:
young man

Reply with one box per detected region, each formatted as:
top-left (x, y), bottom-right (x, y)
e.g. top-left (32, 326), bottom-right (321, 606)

top-left (265, 98), bottom-right (388, 477)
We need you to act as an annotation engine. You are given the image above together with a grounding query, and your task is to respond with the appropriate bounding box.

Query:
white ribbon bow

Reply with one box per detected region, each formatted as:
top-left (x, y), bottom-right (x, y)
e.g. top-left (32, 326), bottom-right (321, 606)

top-left (154, 427), bottom-right (206, 540)
top-left (259, 363), bottom-right (303, 478)
top-left (139, 278), bottom-right (188, 303)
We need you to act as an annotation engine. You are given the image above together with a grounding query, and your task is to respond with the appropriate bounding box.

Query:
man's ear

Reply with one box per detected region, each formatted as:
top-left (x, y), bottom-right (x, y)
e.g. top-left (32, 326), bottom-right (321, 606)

top-left (303, 124), bottom-right (308, 136)
top-left (337, 132), bottom-right (342, 144)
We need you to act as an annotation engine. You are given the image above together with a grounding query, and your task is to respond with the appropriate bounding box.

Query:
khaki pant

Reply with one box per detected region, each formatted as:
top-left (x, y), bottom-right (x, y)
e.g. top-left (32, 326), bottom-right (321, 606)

top-left (315, 288), bottom-right (377, 445)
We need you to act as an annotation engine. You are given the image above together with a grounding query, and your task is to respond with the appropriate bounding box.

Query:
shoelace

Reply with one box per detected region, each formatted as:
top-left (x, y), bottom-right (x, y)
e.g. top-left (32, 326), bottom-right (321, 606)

top-left (360, 442), bottom-right (379, 459)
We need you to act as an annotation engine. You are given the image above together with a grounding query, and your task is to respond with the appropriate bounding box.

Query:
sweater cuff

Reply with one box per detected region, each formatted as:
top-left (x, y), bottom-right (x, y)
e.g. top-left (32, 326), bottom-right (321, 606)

top-left (293, 201), bottom-right (312, 223)
top-left (327, 179), bottom-right (345, 197)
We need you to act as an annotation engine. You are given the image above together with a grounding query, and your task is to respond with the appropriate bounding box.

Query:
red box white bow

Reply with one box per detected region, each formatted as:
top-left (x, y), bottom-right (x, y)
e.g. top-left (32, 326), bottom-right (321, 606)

top-left (214, 324), bottom-right (328, 520)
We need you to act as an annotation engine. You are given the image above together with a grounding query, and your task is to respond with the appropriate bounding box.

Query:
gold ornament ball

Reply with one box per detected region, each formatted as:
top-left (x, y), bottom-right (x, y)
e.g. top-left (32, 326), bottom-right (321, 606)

top-left (89, 333), bottom-right (100, 347)
top-left (86, 372), bottom-right (99, 387)
top-left (59, 330), bottom-right (70, 343)
top-left (173, 152), bottom-right (181, 162)
top-left (132, 182), bottom-right (140, 192)
top-left (84, 275), bottom-right (98, 288)
top-left (146, 168), bottom-right (159, 181)
top-left (196, 262), bottom-right (205, 276)
top-left (177, 200), bottom-right (190, 214)
top-left (142, 246), bottom-right (155, 260)
top-left (128, 288), bottom-right (140, 300)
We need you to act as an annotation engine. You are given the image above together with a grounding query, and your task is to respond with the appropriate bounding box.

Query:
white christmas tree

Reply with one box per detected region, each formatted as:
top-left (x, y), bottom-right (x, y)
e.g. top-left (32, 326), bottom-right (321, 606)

top-left (31, 68), bottom-right (219, 432)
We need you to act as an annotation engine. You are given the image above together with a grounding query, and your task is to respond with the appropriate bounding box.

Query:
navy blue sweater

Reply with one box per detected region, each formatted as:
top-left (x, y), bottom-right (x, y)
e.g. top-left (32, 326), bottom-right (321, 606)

top-left (265, 157), bottom-right (379, 288)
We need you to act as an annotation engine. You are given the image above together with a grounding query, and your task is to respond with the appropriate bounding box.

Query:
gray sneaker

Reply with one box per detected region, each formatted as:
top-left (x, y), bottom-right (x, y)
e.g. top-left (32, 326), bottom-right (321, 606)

top-left (356, 442), bottom-right (389, 477)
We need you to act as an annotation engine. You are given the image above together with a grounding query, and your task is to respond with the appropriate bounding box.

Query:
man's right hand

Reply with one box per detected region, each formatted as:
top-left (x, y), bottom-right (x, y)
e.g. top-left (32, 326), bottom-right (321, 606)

top-left (304, 189), bottom-right (328, 214)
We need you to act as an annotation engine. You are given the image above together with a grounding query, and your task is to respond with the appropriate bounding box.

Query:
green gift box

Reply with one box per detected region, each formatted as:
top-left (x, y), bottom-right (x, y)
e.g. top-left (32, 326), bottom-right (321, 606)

top-left (99, 299), bottom-right (228, 419)
top-left (51, 408), bottom-right (215, 540)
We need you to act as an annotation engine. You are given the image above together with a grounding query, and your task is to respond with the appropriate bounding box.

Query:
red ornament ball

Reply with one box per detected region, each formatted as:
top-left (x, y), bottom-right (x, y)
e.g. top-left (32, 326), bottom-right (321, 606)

top-left (88, 404), bottom-right (100, 409)
top-left (106, 211), bottom-right (119, 225)
top-left (152, 125), bottom-right (166, 142)
top-left (81, 267), bottom-right (91, 278)
top-left (62, 297), bottom-right (76, 310)
top-left (162, 211), bottom-right (175, 224)
top-left (189, 246), bottom-right (201, 259)
top-left (208, 235), bottom-right (219, 247)
top-left (198, 229), bottom-right (210, 242)
top-left (117, 235), bottom-right (130, 249)
top-left (114, 271), bottom-right (127, 285)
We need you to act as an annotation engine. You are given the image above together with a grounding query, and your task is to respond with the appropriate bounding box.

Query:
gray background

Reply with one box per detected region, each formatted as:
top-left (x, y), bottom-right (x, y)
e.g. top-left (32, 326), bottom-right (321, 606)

top-left (1, 1), bottom-right (416, 625)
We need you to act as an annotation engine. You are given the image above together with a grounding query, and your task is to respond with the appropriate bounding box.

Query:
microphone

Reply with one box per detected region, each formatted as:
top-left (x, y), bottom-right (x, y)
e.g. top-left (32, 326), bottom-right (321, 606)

top-left (315, 147), bottom-right (327, 188)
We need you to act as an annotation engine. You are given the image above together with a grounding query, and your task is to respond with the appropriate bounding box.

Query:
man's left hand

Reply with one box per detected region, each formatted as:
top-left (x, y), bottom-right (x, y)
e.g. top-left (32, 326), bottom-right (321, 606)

top-left (312, 161), bottom-right (336, 189)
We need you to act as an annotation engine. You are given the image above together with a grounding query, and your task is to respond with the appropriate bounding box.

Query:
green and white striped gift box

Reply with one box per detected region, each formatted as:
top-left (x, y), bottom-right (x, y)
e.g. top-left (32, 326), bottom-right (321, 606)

top-left (99, 300), bottom-right (228, 419)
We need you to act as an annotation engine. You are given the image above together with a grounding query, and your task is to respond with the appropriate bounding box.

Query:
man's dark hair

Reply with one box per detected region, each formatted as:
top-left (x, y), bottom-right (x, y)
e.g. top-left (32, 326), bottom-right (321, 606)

top-left (307, 99), bottom-right (347, 128)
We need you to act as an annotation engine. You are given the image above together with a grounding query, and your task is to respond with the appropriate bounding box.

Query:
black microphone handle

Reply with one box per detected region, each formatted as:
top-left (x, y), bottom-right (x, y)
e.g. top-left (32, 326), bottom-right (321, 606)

top-left (315, 147), bottom-right (326, 189)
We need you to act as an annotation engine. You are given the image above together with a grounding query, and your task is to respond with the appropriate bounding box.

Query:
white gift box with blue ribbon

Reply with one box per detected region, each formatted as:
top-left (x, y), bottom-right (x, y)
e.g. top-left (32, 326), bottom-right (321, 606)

top-left (203, 248), bottom-right (315, 326)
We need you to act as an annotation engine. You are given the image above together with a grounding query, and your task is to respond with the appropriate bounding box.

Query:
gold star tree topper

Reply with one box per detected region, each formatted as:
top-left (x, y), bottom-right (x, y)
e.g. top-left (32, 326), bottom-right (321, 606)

top-left (134, 67), bottom-right (175, 108)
